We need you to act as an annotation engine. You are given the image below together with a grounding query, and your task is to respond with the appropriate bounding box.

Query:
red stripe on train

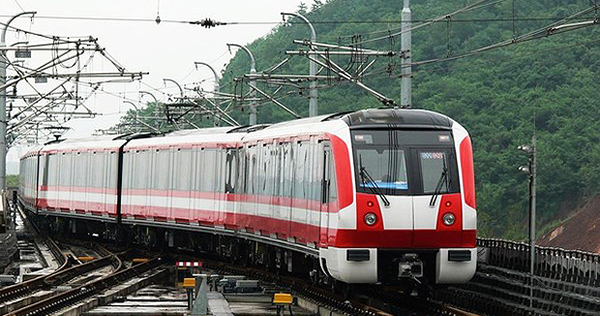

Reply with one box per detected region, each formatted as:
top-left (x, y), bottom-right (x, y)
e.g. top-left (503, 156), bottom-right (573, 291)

top-left (460, 136), bottom-right (476, 209)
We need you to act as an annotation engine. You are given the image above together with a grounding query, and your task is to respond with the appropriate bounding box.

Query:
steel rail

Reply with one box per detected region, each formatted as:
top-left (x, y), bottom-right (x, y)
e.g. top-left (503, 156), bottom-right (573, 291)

top-left (0, 208), bottom-right (70, 304)
top-left (6, 257), bottom-right (162, 316)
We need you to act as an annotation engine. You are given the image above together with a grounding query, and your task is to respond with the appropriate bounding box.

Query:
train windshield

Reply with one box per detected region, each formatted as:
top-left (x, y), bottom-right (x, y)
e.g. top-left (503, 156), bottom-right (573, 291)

top-left (356, 148), bottom-right (408, 191)
top-left (351, 130), bottom-right (459, 196)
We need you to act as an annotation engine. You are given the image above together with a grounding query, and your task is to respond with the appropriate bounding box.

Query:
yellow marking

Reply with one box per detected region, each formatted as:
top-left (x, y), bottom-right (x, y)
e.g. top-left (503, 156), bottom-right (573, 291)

top-left (273, 293), bottom-right (293, 305)
top-left (182, 278), bottom-right (196, 288)
top-left (132, 258), bottom-right (149, 263)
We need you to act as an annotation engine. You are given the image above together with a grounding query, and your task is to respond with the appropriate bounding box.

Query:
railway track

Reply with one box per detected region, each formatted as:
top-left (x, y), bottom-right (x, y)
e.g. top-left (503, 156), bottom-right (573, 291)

top-left (0, 204), bottom-right (127, 314)
top-left (175, 253), bottom-right (478, 316)
top-left (5, 257), bottom-right (162, 316)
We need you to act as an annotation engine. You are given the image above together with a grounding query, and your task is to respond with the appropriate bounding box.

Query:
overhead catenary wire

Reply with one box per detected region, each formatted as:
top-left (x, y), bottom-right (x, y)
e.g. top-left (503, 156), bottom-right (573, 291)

top-left (405, 5), bottom-right (600, 69)
top-left (2, 14), bottom-right (598, 26)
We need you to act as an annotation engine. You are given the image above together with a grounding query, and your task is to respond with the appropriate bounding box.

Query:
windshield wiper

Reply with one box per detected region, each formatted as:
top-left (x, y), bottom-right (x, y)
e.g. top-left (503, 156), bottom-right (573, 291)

top-left (429, 166), bottom-right (448, 207)
top-left (359, 156), bottom-right (390, 207)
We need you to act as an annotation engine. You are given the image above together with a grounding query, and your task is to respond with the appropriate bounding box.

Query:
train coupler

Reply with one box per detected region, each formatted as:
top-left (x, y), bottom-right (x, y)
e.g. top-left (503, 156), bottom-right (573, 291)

top-left (398, 253), bottom-right (424, 280)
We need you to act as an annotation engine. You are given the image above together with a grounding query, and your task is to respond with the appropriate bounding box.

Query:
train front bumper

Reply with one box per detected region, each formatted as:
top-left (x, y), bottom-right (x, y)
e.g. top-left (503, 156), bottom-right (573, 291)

top-left (320, 247), bottom-right (477, 284)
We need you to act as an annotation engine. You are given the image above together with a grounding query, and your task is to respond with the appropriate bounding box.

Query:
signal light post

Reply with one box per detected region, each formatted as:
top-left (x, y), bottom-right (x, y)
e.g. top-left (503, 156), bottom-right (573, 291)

top-left (518, 135), bottom-right (537, 309)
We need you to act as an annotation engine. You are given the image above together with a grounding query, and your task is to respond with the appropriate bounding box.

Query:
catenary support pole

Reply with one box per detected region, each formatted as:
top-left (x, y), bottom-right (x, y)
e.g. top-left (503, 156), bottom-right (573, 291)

top-left (281, 12), bottom-right (317, 116)
top-left (0, 11), bottom-right (36, 190)
top-left (139, 91), bottom-right (160, 130)
top-left (530, 135), bottom-right (537, 308)
top-left (194, 62), bottom-right (221, 126)
top-left (227, 43), bottom-right (257, 125)
top-left (401, 0), bottom-right (411, 108)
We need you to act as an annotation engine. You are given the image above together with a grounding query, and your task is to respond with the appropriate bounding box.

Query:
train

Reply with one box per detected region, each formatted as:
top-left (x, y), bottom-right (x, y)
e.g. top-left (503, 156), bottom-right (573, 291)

top-left (19, 108), bottom-right (477, 285)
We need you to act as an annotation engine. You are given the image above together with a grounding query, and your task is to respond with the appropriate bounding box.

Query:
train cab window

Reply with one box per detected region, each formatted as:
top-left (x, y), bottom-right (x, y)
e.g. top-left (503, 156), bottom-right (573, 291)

top-left (419, 151), bottom-right (449, 194)
top-left (355, 148), bottom-right (409, 194)
top-left (351, 130), bottom-right (459, 196)
top-left (417, 150), bottom-right (459, 195)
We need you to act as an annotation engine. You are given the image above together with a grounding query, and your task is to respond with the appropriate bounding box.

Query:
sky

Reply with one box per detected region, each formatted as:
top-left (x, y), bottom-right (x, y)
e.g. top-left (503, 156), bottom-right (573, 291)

top-left (3, 0), bottom-right (316, 172)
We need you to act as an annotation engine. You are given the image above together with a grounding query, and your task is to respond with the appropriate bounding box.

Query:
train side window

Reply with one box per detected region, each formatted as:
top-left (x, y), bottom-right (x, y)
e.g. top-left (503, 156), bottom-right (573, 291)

top-left (193, 148), bottom-right (203, 191)
top-left (249, 147), bottom-right (257, 195)
top-left (225, 148), bottom-right (238, 193)
top-left (42, 155), bottom-right (50, 187)
top-left (107, 152), bottom-right (117, 189)
top-left (134, 151), bottom-right (148, 189)
top-left (282, 143), bottom-right (293, 198)
top-left (310, 142), bottom-right (320, 201)
top-left (153, 150), bottom-right (170, 190)
top-left (62, 153), bottom-right (72, 187)
top-left (122, 153), bottom-right (131, 190)
top-left (268, 144), bottom-right (276, 197)
top-left (325, 143), bottom-right (338, 202)
top-left (275, 145), bottom-right (283, 197)
top-left (74, 153), bottom-right (85, 187)
top-left (240, 148), bottom-right (249, 194)
top-left (294, 142), bottom-right (307, 200)
top-left (259, 145), bottom-right (267, 196)
top-left (50, 154), bottom-right (59, 186)
top-left (49, 154), bottom-right (58, 187)
top-left (177, 149), bottom-right (192, 191)
top-left (91, 152), bottom-right (103, 188)
top-left (201, 149), bottom-right (216, 192)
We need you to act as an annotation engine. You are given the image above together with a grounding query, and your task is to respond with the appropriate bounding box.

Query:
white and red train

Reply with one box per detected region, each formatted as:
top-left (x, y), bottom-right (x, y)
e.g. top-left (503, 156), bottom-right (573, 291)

top-left (19, 108), bottom-right (477, 284)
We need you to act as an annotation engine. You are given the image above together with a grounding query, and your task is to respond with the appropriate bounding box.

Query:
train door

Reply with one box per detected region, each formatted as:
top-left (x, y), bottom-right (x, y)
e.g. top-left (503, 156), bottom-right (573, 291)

top-left (217, 147), bottom-right (228, 228)
top-left (225, 147), bottom-right (239, 229)
top-left (150, 148), bottom-right (171, 220)
top-left (257, 142), bottom-right (271, 235)
top-left (37, 154), bottom-right (49, 213)
top-left (246, 145), bottom-right (258, 231)
top-left (319, 143), bottom-right (332, 247)
top-left (274, 144), bottom-right (284, 239)
top-left (173, 148), bottom-right (192, 222)
top-left (306, 138), bottom-right (319, 245)
top-left (167, 147), bottom-right (177, 221)
top-left (283, 142), bottom-right (294, 242)
top-left (191, 146), bottom-right (207, 225)
top-left (268, 142), bottom-right (279, 237)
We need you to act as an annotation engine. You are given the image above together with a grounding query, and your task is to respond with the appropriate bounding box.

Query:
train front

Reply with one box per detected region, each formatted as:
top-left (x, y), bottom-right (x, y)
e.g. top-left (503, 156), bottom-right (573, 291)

top-left (323, 108), bottom-right (476, 285)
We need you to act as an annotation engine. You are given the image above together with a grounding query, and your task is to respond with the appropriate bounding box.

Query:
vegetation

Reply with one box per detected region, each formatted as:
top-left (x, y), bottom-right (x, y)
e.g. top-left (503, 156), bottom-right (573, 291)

top-left (6, 175), bottom-right (19, 188)
top-left (117, 0), bottom-right (600, 239)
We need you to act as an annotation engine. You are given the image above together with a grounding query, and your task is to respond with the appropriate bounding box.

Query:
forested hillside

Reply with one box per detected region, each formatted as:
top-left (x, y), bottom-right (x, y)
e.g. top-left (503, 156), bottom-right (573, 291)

top-left (118, 0), bottom-right (600, 238)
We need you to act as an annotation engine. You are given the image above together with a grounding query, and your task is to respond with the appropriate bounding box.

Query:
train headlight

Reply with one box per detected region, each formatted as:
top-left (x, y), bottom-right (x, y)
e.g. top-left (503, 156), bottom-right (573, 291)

top-left (364, 213), bottom-right (377, 226)
top-left (443, 213), bottom-right (455, 226)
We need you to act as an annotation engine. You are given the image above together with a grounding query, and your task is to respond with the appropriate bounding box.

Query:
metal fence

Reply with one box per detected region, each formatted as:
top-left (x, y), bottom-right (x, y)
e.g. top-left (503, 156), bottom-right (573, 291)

top-left (478, 238), bottom-right (600, 286)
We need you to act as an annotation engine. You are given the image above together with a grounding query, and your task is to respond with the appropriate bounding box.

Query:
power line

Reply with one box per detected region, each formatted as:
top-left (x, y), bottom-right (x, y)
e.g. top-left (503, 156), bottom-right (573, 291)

top-left (407, 6), bottom-right (599, 69)
top-left (0, 14), bottom-right (596, 26)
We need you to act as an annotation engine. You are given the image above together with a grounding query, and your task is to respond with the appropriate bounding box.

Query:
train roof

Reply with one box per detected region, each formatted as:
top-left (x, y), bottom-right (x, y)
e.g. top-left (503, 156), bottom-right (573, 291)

top-left (22, 108), bottom-right (456, 156)
top-left (257, 108), bottom-right (453, 130)
top-left (337, 108), bottom-right (453, 129)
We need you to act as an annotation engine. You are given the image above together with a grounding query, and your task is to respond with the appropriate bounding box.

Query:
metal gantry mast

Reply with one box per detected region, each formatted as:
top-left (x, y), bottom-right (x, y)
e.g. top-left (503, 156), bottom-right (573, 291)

top-left (401, 0), bottom-right (412, 108)
top-left (1, 11), bottom-right (36, 190)
top-left (227, 43), bottom-right (258, 125)
top-left (281, 12), bottom-right (318, 117)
